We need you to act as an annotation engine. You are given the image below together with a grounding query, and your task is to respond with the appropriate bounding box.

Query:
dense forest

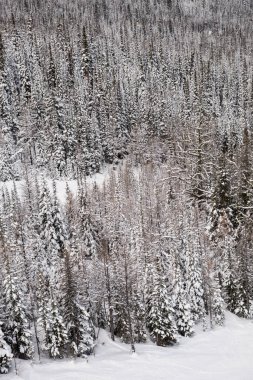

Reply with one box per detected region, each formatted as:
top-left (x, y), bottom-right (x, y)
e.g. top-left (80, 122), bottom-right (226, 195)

top-left (0, 0), bottom-right (253, 374)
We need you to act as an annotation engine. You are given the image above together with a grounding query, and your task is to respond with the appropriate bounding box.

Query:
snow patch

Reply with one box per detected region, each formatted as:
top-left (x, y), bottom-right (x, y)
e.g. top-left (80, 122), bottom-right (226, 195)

top-left (4, 312), bottom-right (253, 380)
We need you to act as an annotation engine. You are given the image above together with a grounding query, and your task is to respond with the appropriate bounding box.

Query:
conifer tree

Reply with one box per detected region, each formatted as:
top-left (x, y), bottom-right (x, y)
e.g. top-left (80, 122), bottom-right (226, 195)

top-left (0, 325), bottom-right (12, 374)
top-left (211, 279), bottom-right (225, 327)
top-left (208, 133), bottom-right (238, 240)
top-left (51, 181), bottom-right (66, 257)
top-left (62, 248), bottom-right (95, 357)
top-left (38, 180), bottom-right (64, 272)
top-left (37, 269), bottom-right (68, 359)
top-left (3, 270), bottom-right (33, 359)
top-left (145, 263), bottom-right (177, 346)
top-left (77, 185), bottom-right (99, 260)
top-left (227, 274), bottom-right (248, 318)
top-left (188, 248), bottom-right (205, 322)
top-left (173, 267), bottom-right (194, 337)
top-left (46, 297), bottom-right (68, 359)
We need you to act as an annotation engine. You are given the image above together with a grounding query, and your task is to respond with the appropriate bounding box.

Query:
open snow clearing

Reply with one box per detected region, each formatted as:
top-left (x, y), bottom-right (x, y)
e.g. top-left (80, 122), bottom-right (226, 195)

top-left (5, 312), bottom-right (253, 380)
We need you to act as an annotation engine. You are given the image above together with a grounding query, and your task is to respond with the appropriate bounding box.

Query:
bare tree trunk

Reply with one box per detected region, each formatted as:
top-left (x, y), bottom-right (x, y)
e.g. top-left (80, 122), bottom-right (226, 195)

top-left (124, 253), bottom-right (135, 353)
top-left (102, 239), bottom-right (115, 341)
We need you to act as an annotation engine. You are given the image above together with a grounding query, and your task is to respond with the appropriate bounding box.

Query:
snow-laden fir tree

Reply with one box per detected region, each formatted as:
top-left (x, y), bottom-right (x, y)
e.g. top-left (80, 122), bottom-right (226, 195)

top-left (3, 270), bottom-right (33, 359)
top-left (0, 324), bottom-right (12, 374)
top-left (173, 266), bottom-right (194, 337)
top-left (77, 185), bottom-right (99, 260)
top-left (187, 248), bottom-right (205, 322)
top-left (45, 297), bottom-right (68, 359)
top-left (62, 248), bottom-right (95, 357)
top-left (39, 179), bottom-right (65, 272)
top-left (51, 180), bottom-right (66, 257)
top-left (0, 199), bottom-right (33, 361)
top-left (145, 262), bottom-right (177, 346)
top-left (227, 275), bottom-right (248, 319)
top-left (72, 304), bottom-right (94, 358)
top-left (220, 238), bottom-right (248, 319)
top-left (211, 277), bottom-right (225, 327)
top-left (0, 145), bottom-right (14, 182)
top-left (207, 133), bottom-right (238, 241)
top-left (131, 289), bottom-right (146, 343)
top-left (65, 183), bottom-right (76, 244)
top-left (37, 269), bottom-right (68, 359)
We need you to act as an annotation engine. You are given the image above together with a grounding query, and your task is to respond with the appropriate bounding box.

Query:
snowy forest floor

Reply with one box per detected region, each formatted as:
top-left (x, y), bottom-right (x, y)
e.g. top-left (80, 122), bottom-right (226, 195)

top-left (0, 165), bottom-right (112, 203)
top-left (5, 312), bottom-right (253, 380)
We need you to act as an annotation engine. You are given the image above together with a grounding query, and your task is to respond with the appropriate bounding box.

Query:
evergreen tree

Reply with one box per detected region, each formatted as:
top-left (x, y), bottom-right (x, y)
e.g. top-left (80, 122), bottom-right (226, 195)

top-left (0, 325), bottom-right (12, 374)
top-left (38, 180), bottom-right (65, 272)
top-left (51, 181), bottom-right (66, 257)
top-left (173, 267), bottom-right (194, 337)
top-left (145, 264), bottom-right (177, 346)
top-left (45, 297), bottom-right (68, 359)
top-left (3, 270), bottom-right (33, 359)
top-left (188, 248), bottom-right (205, 322)
top-left (37, 265), bottom-right (68, 359)
top-left (62, 248), bottom-right (95, 357)
top-left (227, 274), bottom-right (248, 318)
top-left (211, 277), bottom-right (225, 326)
top-left (77, 186), bottom-right (99, 260)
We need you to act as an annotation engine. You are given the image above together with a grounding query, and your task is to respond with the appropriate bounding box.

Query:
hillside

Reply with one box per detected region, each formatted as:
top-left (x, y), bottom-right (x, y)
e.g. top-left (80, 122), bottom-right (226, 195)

top-left (0, 0), bottom-right (253, 376)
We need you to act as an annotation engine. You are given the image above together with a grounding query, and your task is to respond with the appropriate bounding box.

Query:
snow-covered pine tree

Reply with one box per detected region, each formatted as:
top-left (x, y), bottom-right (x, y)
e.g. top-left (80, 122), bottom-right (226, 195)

top-left (211, 277), bottom-right (225, 327)
top-left (37, 268), bottom-right (68, 359)
top-left (39, 179), bottom-right (65, 272)
top-left (77, 184), bottom-right (99, 260)
top-left (227, 274), bottom-right (248, 318)
top-left (207, 132), bottom-right (238, 241)
top-left (0, 198), bottom-right (33, 361)
top-left (187, 247), bottom-right (205, 322)
top-left (62, 248), bottom-right (95, 357)
top-left (219, 236), bottom-right (249, 319)
top-left (51, 94), bottom-right (69, 176)
top-left (131, 289), bottom-right (146, 343)
top-left (234, 217), bottom-right (253, 317)
top-left (86, 113), bottom-right (103, 175)
top-left (0, 324), bottom-right (12, 374)
top-left (173, 266), bottom-right (194, 337)
top-left (65, 183), bottom-right (76, 243)
top-left (145, 262), bottom-right (177, 346)
top-left (51, 180), bottom-right (66, 258)
top-left (0, 145), bottom-right (14, 182)
top-left (45, 297), bottom-right (68, 359)
top-left (3, 268), bottom-right (33, 359)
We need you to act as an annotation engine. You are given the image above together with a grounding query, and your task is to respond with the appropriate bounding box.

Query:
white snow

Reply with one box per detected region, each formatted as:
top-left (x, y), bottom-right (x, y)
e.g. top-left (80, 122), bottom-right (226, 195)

top-left (5, 312), bottom-right (253, 380)
top-left (0, 165), bottom-right (112, 204)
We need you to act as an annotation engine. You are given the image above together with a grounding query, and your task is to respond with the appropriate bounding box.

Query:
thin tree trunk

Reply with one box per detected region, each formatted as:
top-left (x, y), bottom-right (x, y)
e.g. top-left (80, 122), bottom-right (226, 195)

top-left (124, 253), bottom-right (135, 353)
top-left (103, 240), bottom-right (114, 341)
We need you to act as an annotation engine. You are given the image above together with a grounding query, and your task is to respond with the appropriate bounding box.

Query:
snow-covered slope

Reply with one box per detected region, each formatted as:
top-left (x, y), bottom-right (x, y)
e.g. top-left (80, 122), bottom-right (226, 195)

top-left (5, 312), bottom-right (253, 380)
top-left (0, 165), bottom-right (112, 204)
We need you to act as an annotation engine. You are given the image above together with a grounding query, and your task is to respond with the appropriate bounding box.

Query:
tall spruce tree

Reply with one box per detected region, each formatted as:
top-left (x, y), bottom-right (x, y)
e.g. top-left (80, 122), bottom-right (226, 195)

top-left (145, 263), bottom-right (177, 346)
top-left (0, 325), bottom-right (12, 374)
top-left (2, 268), bottom-right (33, 360)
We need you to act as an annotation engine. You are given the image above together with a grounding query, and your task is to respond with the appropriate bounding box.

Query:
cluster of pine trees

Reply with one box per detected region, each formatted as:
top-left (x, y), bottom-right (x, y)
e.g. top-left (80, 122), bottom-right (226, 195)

top-left (0, 156), bottom-right (253, 373)
top-left (0, 0), bottom-right (253, 180)
top-left (0, 0), bottom-right (253, 375)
